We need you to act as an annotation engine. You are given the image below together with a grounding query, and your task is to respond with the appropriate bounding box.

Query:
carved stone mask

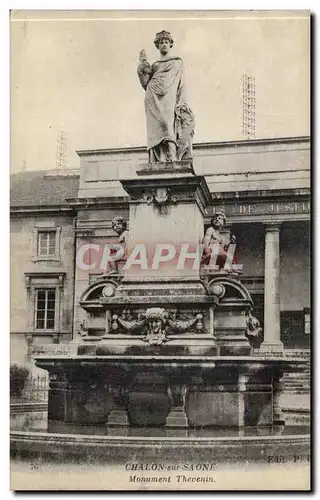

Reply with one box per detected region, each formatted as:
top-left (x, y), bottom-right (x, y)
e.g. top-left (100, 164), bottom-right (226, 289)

top-left (148, 318), bottom-right (163, 334)
top-left (155, 188), bottom-right (168, 204)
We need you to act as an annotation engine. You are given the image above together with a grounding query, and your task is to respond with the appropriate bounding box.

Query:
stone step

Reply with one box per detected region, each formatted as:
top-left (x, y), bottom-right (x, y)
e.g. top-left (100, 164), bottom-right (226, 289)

top-left (284, 378), bottom-right (310, 381)
top-left (282, 410), bottom-right (310, 425)
top-left (284, 387), bottom-right (310, 391)
top-left (283, 376), bottom-right (310, 380)
top-left (284, 382), bottom-right (310, 385)
top-left (284, 349), bottom-right (310, 357)
top-left (283, 380), bottom-right (310, 385)
top-left (283, 377), bottom-right (310, 382)
top-left (284, 384), bottom-right (309, 389)
top-left (283, 382), bottom-right (310, 387)
top-left (283, 382), bottom-right (310, 386)
top-left (283, 384), bottom-right (310, 388)
top-left (284, 389), bottom-right (310, 392)
top-left (285, 391), bottom-right (309, 395)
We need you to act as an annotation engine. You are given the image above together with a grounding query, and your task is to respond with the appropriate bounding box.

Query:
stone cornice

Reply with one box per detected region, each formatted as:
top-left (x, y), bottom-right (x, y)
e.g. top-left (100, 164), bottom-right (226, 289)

top-left (24, 271), bottom-right (66, 289)
top-left (10, 189), bottom-right (310, 215)
top-left (211, 188), bottom-right (310, 202)
top-left (10, 205), bottom-right (76, 215)
top-left (76, 136), bottom-right (310, 157)
top-left (65, 196), bottom-right (129, 210)
top-left (121, 175), bottom-right (212, 218)
top-left (10, 330), bottom-right (72, 336)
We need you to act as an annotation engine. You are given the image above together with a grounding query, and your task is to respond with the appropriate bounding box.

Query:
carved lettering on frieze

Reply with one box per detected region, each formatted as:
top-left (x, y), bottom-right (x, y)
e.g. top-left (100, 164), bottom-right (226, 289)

top-left (239, 204), bottom-right (255, 215)
top-left (225, 200), bottom-right (310, 217)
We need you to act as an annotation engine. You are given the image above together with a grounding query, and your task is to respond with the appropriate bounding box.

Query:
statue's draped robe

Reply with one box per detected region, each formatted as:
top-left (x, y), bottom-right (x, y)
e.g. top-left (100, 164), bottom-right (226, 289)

top-left (144, 57), bottom-right (191, 161)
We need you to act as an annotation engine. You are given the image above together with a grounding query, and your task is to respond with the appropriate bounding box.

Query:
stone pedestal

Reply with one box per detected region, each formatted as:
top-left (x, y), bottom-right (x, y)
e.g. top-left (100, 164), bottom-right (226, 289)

top-left (107, 409), bottom-right (129, 427)
top-left (165, 410), bottom-right (188, 428)
top-left (166, 379), bottom-right (188, 428)
top-left (92, 160), bottom-right (217, 353)
top-left (121, 161), bottom-right (211, 282)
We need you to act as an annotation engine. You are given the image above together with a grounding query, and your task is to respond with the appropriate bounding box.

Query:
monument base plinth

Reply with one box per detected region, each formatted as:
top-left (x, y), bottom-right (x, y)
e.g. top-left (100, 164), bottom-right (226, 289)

top-left (165, 410), bottom-right (189, 428)
top-left (273, 418), bottom-right (286, 426)
top-left (136, 159), bottom-right (195, 176)
top-left (258, 341), bottom-right (284, 355)
top-left (107, 409), bottom-right (130, 427)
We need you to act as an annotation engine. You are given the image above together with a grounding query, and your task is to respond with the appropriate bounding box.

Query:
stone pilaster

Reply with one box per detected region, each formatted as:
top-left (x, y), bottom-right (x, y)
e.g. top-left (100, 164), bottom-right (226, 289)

top-left (165, 378), bottom-right (188, 428)
top-left (273, 375), bottom-right (285, 425)
top-left (107, 375), bottom-right (130, 427)
top-left (25, 333), bottom-right (33, 364)
top-left (48, 373), bottom-right (68, 422)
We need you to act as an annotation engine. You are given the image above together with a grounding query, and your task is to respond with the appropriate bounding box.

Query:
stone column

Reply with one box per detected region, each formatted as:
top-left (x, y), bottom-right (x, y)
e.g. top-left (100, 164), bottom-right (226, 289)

top-left (260, 224), bottom-right (283, 353)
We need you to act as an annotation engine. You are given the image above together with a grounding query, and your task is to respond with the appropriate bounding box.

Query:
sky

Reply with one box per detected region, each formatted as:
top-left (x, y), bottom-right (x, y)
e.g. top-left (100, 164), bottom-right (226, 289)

top-left (10, 10), bottom-right (310, 173)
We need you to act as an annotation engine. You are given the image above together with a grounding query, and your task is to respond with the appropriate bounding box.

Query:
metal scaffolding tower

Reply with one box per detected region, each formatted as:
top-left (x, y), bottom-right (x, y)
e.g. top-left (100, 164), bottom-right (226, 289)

top-left (56, 130), bottom-right (68, 170)
top-left (242, 74), bottom-right (256, 140)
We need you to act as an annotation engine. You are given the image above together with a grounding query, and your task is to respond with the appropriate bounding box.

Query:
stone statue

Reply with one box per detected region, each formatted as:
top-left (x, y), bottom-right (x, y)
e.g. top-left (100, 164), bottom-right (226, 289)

top-left (137, 30), bottom-right (195, 163)
top-left (246, 310), bottom-right (263, 348)
top-left (111, 216), bottom-right (129, 246)
top-left (202, 209), bottom-right (237, 271)
top-left (78, 318), bottom-right (88, 338)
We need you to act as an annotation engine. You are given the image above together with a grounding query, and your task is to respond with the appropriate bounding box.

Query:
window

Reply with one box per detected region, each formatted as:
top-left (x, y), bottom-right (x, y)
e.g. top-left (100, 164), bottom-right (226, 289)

top-left (25, 272), bottom-right (65, 335)
top-left (35, 289), bottom-right (56, 330)
top-left (32, 226), bottom-right (61, 261)
top-left (37, 231), bottom-right (56, 257)
top-left (280, 311), bottom-right (306, 348)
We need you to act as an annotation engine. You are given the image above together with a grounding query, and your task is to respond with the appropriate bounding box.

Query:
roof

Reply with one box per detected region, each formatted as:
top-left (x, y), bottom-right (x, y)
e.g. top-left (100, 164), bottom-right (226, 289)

top-left (76, 136), bottom-right (310, 157)
top-left (10, 170), bottom-right (80, 209)
top-left (10, 136), bottom-right (310, 210)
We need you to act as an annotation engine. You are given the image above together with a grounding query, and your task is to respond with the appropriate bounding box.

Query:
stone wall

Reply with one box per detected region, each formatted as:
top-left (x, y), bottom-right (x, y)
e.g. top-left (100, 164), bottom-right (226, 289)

top-left (10, 213), bottom-right (76, 353)
top-left (77, 138), bottom-right (310, 198)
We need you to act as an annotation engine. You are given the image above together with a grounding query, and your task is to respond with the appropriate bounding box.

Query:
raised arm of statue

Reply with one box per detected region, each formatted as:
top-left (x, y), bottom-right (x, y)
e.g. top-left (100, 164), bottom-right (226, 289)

top-left (137, 49), bottom-right (152, 90)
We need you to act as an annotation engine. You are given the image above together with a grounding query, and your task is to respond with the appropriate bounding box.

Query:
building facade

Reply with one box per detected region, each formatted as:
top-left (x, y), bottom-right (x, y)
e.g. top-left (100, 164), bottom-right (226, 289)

top-left (10, 136), bottom-right (310, 369)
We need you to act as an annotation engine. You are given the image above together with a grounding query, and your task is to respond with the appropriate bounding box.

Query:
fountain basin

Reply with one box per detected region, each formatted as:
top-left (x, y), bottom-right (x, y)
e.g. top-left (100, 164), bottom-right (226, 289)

top-left (10, 408), bottom-right (310, 464)
top-left (35, 354), bottom-right (306, 429)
